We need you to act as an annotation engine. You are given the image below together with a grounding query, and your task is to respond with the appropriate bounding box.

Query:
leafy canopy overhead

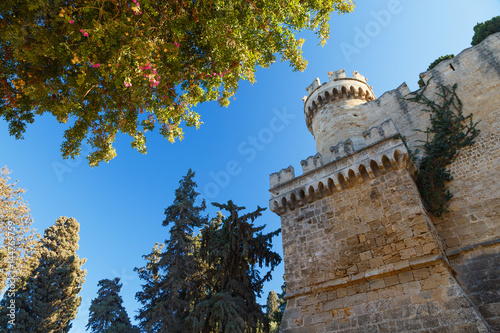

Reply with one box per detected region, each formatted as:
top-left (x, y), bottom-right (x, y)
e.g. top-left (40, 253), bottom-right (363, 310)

top-left (0, 0), bottom-right (354, 166)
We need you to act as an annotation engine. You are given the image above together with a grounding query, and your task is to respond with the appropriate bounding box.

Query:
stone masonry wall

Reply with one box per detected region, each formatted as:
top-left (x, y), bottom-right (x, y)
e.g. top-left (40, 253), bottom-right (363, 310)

top-left (279, 166), bottom-right (488, 332)
top-left (282, 263), bottom-right (488, 333)
top-left (281, 168), bottom-right (438, 294)
top-left (271, 33), bottom-right (500, 332)
top-left (448, 243), bottom-right (500, 331)
top-left (333, 33), bottom-right (500, 250)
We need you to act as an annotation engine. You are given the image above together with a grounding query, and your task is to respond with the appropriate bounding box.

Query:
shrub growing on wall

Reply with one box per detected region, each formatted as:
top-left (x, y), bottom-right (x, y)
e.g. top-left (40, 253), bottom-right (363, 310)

top-left (427, 54), bottom-right (455, 71)
top-left (471, 16), bottom-right (500, 46)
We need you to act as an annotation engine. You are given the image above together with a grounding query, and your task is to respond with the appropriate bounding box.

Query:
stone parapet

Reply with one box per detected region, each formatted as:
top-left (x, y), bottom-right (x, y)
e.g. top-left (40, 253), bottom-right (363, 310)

top-left (269, 119), bottom-right (410, 215)
top-left (303, 69), bottom-right (376, 134)
top-left (269, 136), bottom-right (410, 215)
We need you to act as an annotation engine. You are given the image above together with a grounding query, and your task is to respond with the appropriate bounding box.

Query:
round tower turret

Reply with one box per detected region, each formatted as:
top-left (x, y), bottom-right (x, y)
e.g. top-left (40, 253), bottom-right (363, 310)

top-left (303, 69), bottom-right (376, 163)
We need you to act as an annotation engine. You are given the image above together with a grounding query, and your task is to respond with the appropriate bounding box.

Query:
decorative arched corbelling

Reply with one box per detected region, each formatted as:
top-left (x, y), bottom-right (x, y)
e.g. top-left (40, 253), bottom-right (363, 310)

top-left (289, 193), bottom-right (297, 208)
top-left (382, 155), bottom-right (393, 172)
top-left (306, 186), bottom-right (315, 202)
top-left (347, 169), bottom-right (359, 187)
top-left (359, 164), bottom-right (371, 182)
top-left (374, 156), bottom-right (387, 174)
top-left (338, 173), bottom-right (349, 190)
top-left (270, 149), bottom-right (409, 215)
top-left (304, 83), bottom-right (376, 132)
top-left (272, 200), bottom-right (279, 212)
top-left (351, 168), bottom-right (364, 184)
top-left (324, 91), bottom-right (330, 102)
top-left (393, 149), bottom-right (407, 168)
top-left (358, 87), bottom-right (364, 98)
top-left (365, 165), bottom-right (376, 180)
top-left (281, 197), bottom-right (288, 213)
top-left (370, 160), bottom-right (382, 177)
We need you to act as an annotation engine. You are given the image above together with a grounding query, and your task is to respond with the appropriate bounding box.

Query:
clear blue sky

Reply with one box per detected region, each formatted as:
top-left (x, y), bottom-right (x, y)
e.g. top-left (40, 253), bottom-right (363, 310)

top-left (1, 1), bottom-right (499, 331)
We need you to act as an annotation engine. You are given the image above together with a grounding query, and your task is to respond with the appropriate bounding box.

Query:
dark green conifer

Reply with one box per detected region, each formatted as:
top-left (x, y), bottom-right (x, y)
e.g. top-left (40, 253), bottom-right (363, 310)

top-left (134, 243), bottom-right (166, 332)
top-left (87, 278), bottom-right (139, 333)
top-left (136, 169), bottom-right (207, 332)
top-left (0, 216), bottom-right (86, 332)
top-left (187, 201), bottom-right (281, 333)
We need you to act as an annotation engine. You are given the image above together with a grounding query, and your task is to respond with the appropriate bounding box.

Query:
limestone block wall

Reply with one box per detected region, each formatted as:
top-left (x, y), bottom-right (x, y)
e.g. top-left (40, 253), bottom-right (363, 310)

top-left (448, 243), bottom-right (500, 331)
top-left (271, 137), bottom-right (488, 332)
top-left (270, 33), bottom-right (500, 332)
top-left (282, 263), bottom-right (488, 333)
top-left (393, 33), bottom-right (500, 329)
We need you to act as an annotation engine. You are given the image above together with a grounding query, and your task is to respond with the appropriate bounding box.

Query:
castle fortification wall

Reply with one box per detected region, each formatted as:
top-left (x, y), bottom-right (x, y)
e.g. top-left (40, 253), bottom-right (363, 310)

top-left (271, 32), bottom-right (500, 332)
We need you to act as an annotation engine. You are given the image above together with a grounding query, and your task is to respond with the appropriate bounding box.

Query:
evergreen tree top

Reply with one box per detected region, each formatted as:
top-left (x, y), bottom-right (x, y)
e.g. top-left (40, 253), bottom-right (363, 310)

top-left (163, 169), bottom-right (207, 229)
top-left (0, 216), bottom-right (86, 332)
top-left (42, 216), bottom-right (81, 255)
top-left (87, 277), bottom-right (138, 333)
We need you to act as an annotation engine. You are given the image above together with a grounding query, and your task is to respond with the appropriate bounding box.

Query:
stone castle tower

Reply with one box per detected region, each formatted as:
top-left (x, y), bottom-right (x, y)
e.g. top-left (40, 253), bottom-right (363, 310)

top-left (269, 33), bottom-right (500, 332)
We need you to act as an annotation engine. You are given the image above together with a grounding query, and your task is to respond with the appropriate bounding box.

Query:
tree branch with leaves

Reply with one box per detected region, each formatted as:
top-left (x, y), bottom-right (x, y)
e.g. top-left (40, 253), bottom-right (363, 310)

top-left (0, 0), bottom-right (354, 166)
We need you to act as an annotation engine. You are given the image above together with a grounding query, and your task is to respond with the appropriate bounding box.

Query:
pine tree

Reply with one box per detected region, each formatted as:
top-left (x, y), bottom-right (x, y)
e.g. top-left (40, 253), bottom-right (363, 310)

top-left (136, 169), bottom-right (207, 332)
top-left (0, 216), bottom-right (86, 332)
top-left (187, 201), bottom-right (282, 333)
top-left (86, 277), bottom-right (139, 333)
top-left (0, 166), bottom-right (39, 291)
top-left (134, 243), bottom-right (166, 333)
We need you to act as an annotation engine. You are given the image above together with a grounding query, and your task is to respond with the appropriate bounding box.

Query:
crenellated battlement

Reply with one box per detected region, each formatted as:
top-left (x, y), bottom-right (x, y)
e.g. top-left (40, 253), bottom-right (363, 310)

top-left (362, 118), bottom-right (399, 145)
top-left (268, 119), bottom-right (412, 214)
top-left (303, 69), bottom-right (376, 134)
top-left (269, 134), bottom-right (411, 215)
top-left (269, 118), bottom-right (402, 189)
top-left (300, 153), bottom-right (323, 174)
top-left (269, 166), bottom-right (295, 189)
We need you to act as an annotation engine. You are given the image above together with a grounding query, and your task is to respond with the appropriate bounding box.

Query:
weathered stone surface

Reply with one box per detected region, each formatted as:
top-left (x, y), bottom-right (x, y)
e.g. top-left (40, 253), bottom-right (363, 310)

top-left (270, 33), bottom-right (500, 332)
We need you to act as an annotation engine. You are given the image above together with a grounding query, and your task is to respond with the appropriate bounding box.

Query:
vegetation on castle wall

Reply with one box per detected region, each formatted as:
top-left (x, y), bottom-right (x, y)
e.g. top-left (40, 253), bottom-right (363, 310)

top-left (471, 15), bottom-right (500, 46)
top-left (418, 54), bottom-right (456, 88)
top-left (405, 81), bottom-right (480, 217)
top-left (427, 54), bottom-right (455, 71)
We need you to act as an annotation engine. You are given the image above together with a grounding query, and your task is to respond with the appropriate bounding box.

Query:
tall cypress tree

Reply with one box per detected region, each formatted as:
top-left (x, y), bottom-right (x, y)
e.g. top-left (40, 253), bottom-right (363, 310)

top-left (86, 277), bottom-right (139, 333)
top-left (187, 201), bottom-right (282, 333)
top-left (136, 169), bottom-right (207, 332)
top-left (0, 216), bottom-right (86, 332)
top-left (266, 291), bottom-right (280, 333)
